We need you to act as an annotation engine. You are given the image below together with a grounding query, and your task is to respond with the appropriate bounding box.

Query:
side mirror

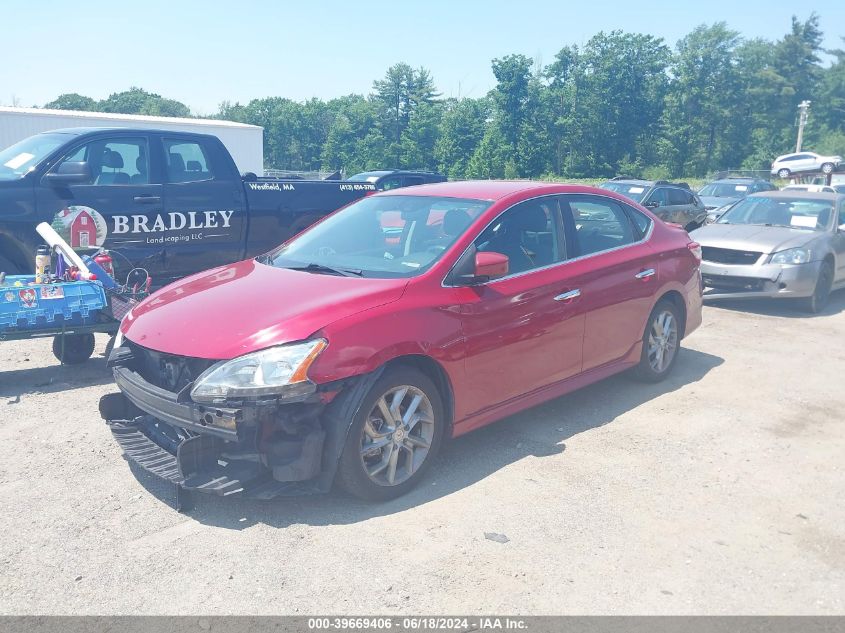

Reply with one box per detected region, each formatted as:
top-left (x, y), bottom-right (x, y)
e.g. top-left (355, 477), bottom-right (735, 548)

top-left (473, 251), bottom-right (509, 281)
top-left (644, 200), bottom-right (660, 209)
top-left (44, 161), bottom-right (91, 185)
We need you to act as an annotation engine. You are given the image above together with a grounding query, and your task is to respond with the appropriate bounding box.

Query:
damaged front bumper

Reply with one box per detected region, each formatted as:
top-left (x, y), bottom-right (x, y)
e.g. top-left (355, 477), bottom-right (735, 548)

top-left (101, 344), bottom-right (375, 500)
top-left (700, 259), bottom-right (821, 300)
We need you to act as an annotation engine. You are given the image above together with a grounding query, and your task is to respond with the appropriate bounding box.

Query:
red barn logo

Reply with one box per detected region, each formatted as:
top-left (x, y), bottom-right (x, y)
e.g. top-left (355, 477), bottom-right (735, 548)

top-left (51, 206), bottom-right (107, 251)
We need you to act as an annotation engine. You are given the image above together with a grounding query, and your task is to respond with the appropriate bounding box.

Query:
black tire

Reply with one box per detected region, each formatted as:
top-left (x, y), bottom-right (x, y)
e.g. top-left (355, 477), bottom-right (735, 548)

top-left (337, 366), bottom-right (444, 501)
top-left (800, 261), bottom-right (833, 314)
top-left (821, 163), bottom-right (834, 175)
top-left (777, 168), bottom-right (791, 179)
top-left (631, 299), bottom-right (682, 383)
top-left (52, 333), bottom-right (96, 364)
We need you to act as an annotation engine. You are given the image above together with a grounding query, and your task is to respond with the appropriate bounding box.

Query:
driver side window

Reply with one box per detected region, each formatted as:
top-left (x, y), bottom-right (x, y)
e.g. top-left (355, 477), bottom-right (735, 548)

top-left (475, 198), bottom-right (563, 276)
top-left (56, 138), bottom-right (149, 186)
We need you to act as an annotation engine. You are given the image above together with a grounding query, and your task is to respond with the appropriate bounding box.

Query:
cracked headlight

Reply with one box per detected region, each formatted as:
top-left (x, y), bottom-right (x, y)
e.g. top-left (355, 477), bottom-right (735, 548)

top-left (769, 248), bottom-right (811, 265)
top-left (191, 339), bottom-right (327, 403)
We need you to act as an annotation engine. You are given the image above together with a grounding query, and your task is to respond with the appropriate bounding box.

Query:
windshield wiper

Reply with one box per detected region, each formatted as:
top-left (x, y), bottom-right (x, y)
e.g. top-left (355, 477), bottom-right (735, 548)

top-left (284, 262), bottom-right (363, 277)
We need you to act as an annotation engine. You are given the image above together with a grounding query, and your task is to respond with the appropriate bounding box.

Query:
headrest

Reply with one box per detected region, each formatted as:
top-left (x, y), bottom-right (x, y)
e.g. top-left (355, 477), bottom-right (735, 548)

top-left (443, 209), bottom-right (472, 236)
top-left (508, 204), bottom-right (547, 232)
top-left (168, 153), bottom-right (186, 172)
top-left (136, 156), bottom-right (147, 173)
top-left (186, 160), bottom-right (202, 171)
top-left (102, 150), bottom-right (124, 169)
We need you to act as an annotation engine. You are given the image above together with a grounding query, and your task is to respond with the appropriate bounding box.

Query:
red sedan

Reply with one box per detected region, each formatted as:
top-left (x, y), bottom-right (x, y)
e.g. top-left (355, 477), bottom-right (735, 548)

top-left (103, 181), bottom-right (702, 502)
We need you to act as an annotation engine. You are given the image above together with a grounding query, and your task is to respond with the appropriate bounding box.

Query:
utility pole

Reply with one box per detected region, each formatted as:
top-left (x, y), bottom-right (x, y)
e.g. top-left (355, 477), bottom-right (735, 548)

top-left (796, 100), bottom-right (811, 152)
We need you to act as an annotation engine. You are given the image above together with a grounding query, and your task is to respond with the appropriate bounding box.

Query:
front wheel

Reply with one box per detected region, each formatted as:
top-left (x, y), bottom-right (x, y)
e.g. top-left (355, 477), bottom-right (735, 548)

top-left (821, 163), bottom-right (834, 175)
top-left (337, 366), bottom-right (444, 501)
top-left (777, 168), bottom-right (791, 179)
top-left (52, 333), bottom-right (96, 364)
top-left (632, 300), bottom-right (682, 383)
top-left (800, 262), bottom-right (833, 314)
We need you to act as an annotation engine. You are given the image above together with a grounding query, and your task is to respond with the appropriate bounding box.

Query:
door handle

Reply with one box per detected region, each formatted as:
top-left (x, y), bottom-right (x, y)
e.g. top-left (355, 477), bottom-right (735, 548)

top-left (133, 195), bottom-right (161, 204)
top-left (554, 289), bottom-right (581, 302)
top-left (635, 268), bottom-right (656, 280)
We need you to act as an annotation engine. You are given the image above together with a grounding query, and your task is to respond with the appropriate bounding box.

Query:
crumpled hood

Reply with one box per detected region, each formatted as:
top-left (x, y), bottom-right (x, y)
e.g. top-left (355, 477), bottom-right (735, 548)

top-left (691, 223), bottom-right (823, 255)
top-left (123, 259), bottom-right (408, 359)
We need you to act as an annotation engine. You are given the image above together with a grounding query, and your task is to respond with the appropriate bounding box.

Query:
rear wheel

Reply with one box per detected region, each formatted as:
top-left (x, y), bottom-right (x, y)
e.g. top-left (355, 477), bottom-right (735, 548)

top-left (632, 300), bottom-right (681, 383)
top-left (821, 163), bottom-right (834, 175)
top-left (337, 366), bottom-right (444, 501)
top-left (52, 333), bottom-right (96, 364)
top-left (777, 168), bottom-right (791, 179)
top-left (800, 262), bottom-right (833, 314)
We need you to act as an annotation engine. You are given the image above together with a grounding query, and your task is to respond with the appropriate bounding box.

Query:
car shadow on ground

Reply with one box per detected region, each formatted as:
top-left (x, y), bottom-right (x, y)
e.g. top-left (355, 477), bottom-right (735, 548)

top-left (0, 355), bottom-right (114, 398)
top-left (128, 347), bottom-right (724, 529)
top-left (704, 287), bottom-right (845, 319)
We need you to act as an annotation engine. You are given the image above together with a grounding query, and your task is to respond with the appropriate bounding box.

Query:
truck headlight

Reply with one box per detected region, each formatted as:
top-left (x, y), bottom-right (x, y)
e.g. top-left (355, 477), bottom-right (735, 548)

top-left (770, 248), bottom-right (811, 265)
top-left (190, 339), bottom-right (327, 403)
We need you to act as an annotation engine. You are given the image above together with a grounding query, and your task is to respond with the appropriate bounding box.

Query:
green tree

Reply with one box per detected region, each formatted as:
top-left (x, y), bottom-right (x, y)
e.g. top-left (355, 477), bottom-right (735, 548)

top-left (434, 98), bottom-right (489, 179)
top-left (660, 23), bottom-right (743, 176)
top-left (44, 93), bottom-right (98, 111)
top-left (372, 63), bottom-right (440, 167)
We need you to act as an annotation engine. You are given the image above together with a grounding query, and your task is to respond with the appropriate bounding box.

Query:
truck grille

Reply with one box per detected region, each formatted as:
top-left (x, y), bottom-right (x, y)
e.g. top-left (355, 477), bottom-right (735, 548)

top-left (701, 247), bottom-right (763, 265)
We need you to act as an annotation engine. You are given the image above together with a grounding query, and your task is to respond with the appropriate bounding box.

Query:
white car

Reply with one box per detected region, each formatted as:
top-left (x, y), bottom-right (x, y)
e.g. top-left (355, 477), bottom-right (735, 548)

top-left (782, 184), bottom-right (837, 194)
top-left (771, 152), bottom-right (842, 178)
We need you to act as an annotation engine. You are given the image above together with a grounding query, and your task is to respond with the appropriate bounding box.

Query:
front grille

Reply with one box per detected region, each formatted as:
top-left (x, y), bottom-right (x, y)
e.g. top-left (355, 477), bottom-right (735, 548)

top-left (126, 341), bottom-right (216, 393)
top-left (702, 275), bottom-right (765, 292)
top-left (701, 247), bottom-right (763, 265)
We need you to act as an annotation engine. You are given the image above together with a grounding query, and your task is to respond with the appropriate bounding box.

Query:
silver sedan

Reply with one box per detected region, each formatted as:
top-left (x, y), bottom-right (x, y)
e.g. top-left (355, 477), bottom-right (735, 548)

top-left (691, 191), bottom-right (845, 312)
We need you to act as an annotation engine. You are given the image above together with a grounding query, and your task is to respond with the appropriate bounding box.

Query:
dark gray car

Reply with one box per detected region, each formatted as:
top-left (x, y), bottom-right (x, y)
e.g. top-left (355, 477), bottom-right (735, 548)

top-left (692, 191), bottom-right (845, 312)
top-left (599, 178), bottom-right (707, 230)
top-left (697, 177), bottom-right (777, 212)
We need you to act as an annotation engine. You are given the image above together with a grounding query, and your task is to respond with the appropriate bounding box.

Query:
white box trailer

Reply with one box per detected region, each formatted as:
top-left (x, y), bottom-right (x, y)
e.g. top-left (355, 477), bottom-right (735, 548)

top-left (0, 106), bottom-right (264, 175)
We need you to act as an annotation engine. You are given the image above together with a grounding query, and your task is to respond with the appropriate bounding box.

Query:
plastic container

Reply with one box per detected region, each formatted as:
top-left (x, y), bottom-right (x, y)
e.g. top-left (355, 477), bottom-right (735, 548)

top-left (0, 276), bottom-right (107, 334)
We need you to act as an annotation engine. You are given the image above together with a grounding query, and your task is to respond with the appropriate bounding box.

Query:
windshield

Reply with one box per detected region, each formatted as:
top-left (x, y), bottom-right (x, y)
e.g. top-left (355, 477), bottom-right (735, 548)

top-left (265, 195), bottom-right (491, 278)
top-left (0, 134), bottom-right (68, 181)
top-left (698, 183), bottom-right (752, 198)
top-left (600, 182), bottom-right (647, 203)
top-left (718, 196), bottom-right (833, 231)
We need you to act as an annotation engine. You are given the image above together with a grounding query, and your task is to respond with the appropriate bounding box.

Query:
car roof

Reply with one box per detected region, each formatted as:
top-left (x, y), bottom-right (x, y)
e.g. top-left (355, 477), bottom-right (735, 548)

top-left (748, 190), bottom-right (844, 201)
top-left (40, 127), bottom-right (216, 139)
top-left (604, 178), bottom-right (654, 185)
top-left (377, 180), bottom-right (620, 202)
top-left (711, 177), bottom-right (768, 183)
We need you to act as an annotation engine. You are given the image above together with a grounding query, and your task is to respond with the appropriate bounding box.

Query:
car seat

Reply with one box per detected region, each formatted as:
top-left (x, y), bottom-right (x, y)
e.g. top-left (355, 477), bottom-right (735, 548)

top-left (95, 150), bottom-right (129, 185)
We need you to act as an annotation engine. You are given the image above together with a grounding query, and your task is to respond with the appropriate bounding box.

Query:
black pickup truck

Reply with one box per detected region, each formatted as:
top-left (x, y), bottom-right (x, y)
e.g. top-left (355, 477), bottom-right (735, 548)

top-left (0, 128), bottom-right (376, 284)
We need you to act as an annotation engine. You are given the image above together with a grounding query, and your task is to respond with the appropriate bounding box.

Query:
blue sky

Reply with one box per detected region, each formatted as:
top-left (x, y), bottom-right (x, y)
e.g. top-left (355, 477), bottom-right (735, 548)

top-left (4, 0), bottom-right (843, 115)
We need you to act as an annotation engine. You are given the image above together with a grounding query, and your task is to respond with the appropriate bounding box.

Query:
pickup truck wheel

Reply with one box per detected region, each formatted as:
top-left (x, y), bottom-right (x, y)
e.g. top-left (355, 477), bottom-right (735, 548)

top-left (52, 333), bottom-right (96, 364)
top-left (632, 300), bottom-right (681, 383)
top-left (800, 262), bottom-right (833, 314)
top-left (777, 168), bottom-right (791, 179)
top-left (337, 366), bottom-right (444, 501)
top-left (821, 163), bottom-right (834, 175)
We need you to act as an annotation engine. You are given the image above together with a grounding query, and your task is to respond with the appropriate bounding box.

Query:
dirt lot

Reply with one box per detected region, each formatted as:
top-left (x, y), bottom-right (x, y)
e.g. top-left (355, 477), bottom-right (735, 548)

top-left (1, 293), bottom-right (843, 615)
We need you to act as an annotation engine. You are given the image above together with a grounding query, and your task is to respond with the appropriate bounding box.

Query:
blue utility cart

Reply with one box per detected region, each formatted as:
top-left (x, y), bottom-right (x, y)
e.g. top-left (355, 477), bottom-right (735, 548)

top-left (0, 275), bottom-right (118, 364)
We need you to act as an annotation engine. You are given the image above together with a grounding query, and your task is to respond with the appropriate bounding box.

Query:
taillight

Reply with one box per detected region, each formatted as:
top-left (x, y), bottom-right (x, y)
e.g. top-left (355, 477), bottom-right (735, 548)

top-left (687, 241), bottom-right (702, 261)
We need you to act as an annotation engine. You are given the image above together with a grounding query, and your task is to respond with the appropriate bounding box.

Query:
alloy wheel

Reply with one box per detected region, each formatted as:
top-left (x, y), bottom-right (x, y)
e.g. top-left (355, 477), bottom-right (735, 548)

top-left (647, 310), bottom-right (678, 373)
top-left (359, 385), bottom-right (435, 486)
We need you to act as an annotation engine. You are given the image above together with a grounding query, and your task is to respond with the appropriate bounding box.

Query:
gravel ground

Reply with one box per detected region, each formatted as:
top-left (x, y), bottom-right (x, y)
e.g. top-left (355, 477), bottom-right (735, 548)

top-left (0, 293), bottom-right (843, 615)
